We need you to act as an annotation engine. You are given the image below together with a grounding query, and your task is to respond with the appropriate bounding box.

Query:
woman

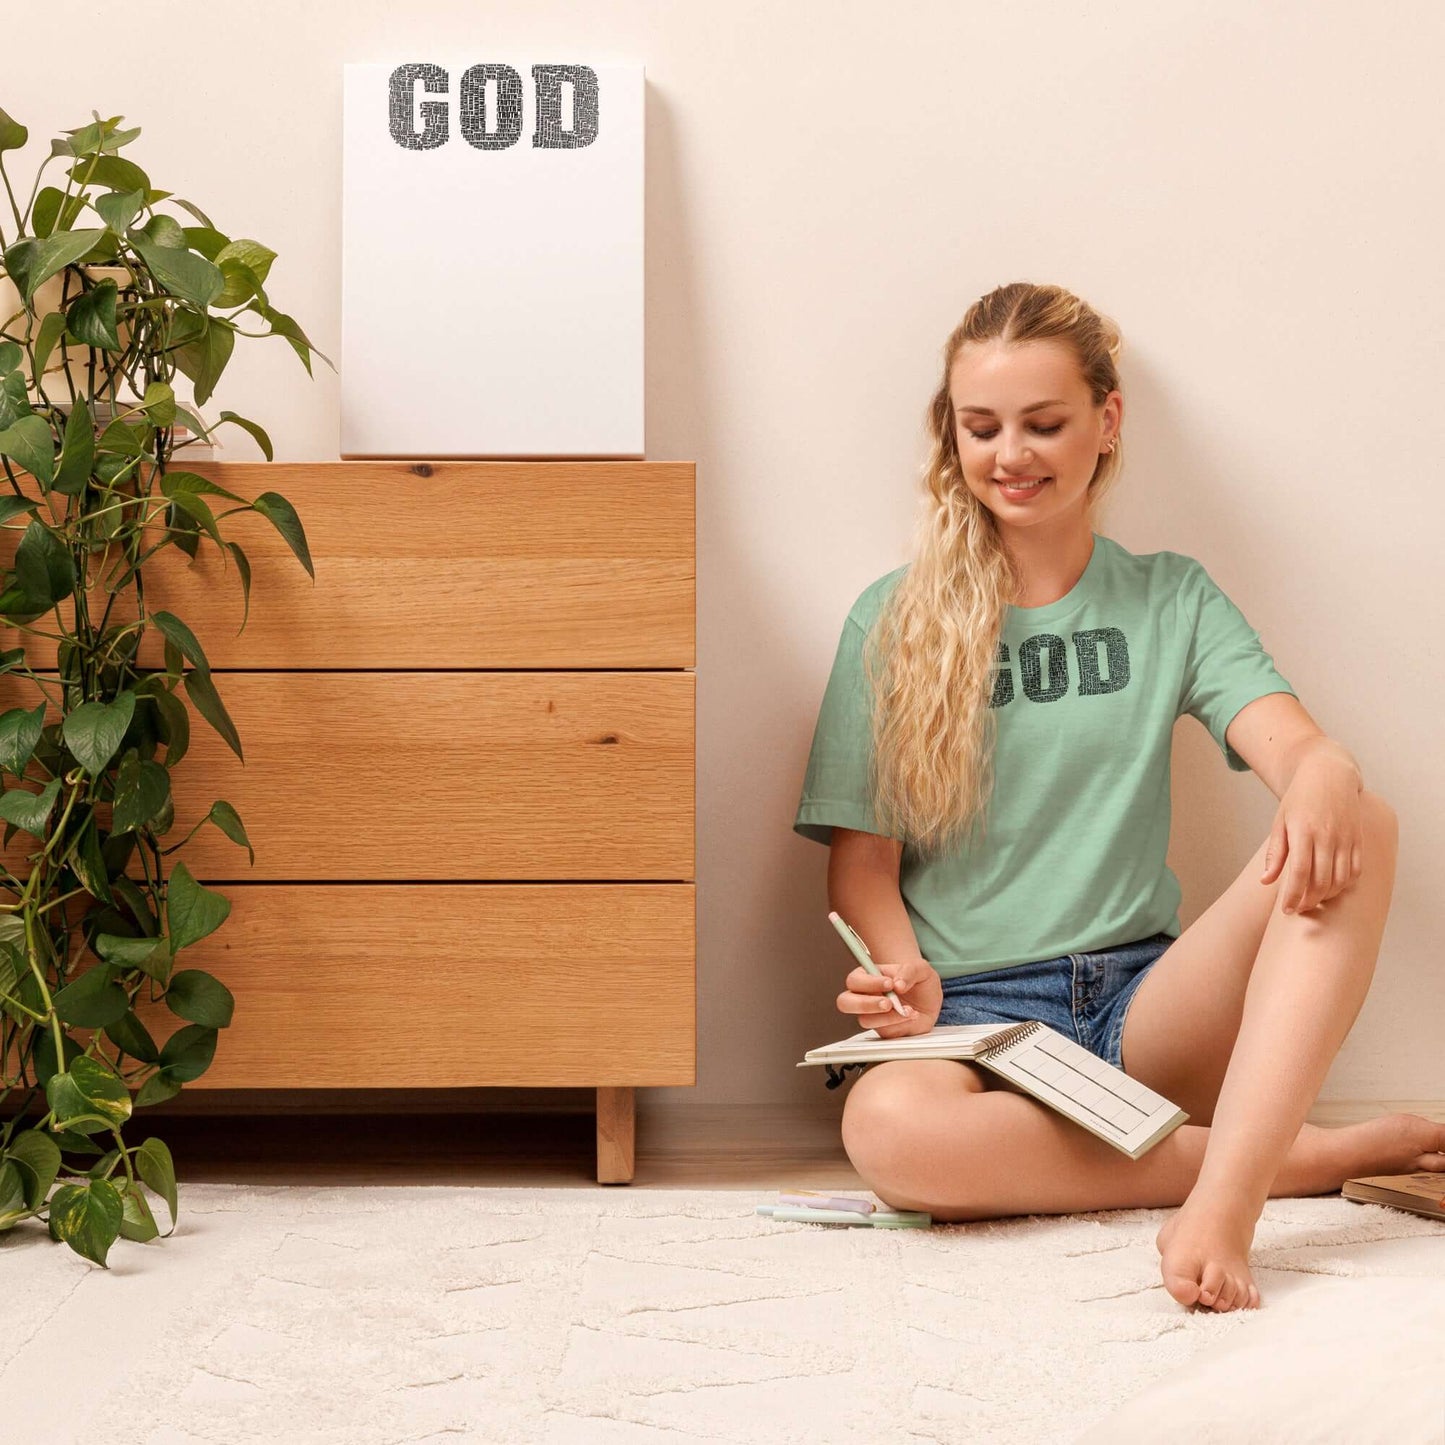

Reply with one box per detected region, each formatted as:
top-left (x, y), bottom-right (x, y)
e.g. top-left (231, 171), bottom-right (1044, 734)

top-left (792, 281), bottom-right (1442, 1314)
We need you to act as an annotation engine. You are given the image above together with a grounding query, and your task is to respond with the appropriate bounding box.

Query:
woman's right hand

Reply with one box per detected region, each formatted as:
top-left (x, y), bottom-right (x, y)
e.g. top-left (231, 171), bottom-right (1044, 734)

top-left (836, 958), bottom-right (943, 1039)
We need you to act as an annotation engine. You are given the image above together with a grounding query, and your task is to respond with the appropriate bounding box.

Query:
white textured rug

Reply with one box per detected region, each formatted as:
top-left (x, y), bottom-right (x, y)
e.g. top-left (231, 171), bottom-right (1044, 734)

top-left (2, 1184), bottom-right (1442, 1445)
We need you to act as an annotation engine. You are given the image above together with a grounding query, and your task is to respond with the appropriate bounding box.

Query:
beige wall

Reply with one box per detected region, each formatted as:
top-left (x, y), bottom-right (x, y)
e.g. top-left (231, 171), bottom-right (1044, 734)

top-left (5, 0), bottom-right (1440, 1127)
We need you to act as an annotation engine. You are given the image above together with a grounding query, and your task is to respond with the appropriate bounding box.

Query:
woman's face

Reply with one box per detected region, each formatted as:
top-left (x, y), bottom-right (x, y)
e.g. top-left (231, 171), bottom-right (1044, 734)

top-left (949, 339), bottom-right (1121, 530)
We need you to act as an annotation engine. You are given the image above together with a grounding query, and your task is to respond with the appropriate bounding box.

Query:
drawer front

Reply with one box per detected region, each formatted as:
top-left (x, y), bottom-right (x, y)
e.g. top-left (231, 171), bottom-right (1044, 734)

top-left (0, 460), bottom-right (695, 669)
top-left (128, 883), bottom-right (696, 1088)
top-left (1, 671), bottom-right (695, 881)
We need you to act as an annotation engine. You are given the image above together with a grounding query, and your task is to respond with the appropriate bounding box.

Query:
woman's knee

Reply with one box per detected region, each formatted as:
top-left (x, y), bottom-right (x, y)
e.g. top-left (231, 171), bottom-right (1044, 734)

top-left (1359, 789), bottom-right (1398, 851)
top-left (839, 1060), bottom-right (986, 1170)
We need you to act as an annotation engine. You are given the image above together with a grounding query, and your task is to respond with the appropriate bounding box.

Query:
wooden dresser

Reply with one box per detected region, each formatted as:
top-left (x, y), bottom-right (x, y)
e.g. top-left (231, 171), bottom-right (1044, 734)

top-left (4, 460), bottom-right (696, 1183)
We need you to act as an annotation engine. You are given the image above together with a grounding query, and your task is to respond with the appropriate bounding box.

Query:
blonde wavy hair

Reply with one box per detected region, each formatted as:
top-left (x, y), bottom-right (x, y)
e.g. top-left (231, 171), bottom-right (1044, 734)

top-left (862, 281), bottom-right (1125, 861)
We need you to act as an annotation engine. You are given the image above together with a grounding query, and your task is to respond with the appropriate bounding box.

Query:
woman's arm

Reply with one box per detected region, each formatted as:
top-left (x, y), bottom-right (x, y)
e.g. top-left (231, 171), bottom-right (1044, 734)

top-left (828, 828), bottom-right (944, 1022)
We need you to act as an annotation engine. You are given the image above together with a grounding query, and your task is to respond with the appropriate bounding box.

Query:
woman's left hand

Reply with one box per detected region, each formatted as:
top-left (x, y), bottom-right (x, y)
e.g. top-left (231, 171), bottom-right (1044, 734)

top-left (1260, 757), bottom-right (1364, 914)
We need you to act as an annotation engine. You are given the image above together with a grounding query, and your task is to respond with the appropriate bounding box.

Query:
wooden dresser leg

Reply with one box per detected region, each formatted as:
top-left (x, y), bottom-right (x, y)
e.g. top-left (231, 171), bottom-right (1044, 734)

top-left (596, 1086), bottom-right (635, 1184)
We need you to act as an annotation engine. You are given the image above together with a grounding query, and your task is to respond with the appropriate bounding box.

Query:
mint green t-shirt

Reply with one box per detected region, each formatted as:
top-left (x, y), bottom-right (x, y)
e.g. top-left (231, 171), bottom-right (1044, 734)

top-left (792, 533), bottom-right (1297, 978)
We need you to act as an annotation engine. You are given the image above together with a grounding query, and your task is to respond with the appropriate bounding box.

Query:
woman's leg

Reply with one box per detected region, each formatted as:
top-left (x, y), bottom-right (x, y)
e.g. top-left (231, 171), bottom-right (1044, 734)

top-left (1147, 790), bottom-right (1401, 1310)
top-left (841, 793), bottom-right (1442, 1307)
top-left (841, 1059), bottom-right (1353, 1219)
top-left (842, 1056), bottom-right (1444, 1230)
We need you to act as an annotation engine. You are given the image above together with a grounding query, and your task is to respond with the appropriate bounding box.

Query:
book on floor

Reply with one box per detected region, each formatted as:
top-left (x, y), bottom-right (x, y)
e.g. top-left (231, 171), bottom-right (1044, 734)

top-left (798, 1020), bottom-right (1188, 1160)
top-left (1341, 1172), bottom-right (1445, 1221)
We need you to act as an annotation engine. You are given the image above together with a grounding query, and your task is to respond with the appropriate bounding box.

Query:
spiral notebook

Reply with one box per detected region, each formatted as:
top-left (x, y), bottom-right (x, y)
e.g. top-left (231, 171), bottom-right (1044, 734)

top-left (798, 1020), bottom-right (1188, 1160)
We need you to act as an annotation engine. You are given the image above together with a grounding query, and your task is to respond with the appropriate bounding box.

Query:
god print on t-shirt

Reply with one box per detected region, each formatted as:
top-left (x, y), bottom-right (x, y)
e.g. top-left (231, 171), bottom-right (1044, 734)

top-left (988, 627), bottom-right (1132, 707)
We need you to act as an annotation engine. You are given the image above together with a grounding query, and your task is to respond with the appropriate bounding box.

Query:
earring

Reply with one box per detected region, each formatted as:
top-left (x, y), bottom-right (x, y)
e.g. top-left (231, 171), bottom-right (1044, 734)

top-left (1106, 439), bottom-right (1117, 452)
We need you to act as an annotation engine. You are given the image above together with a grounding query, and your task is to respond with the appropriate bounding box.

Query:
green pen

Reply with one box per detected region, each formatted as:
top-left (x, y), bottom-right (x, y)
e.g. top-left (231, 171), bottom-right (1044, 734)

top-left (828, 909), bottom-right (908, 1017)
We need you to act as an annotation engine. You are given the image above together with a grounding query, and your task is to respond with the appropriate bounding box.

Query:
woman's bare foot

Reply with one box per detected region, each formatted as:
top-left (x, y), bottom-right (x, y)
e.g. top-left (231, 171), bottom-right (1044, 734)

top-left (1154, 1113), bottom-right (1445, 1314)
top-left (1328, 1111), bottom-right (1445, 1182)
top-left (1155, 1193), bottom-right (1260, 1312)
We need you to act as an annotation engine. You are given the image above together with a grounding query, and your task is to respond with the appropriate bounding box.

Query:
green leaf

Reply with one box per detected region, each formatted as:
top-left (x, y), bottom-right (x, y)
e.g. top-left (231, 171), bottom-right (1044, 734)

top-left (162, 468), bottom-right (248, 505)
top-left (224, 540), bottom-right (253, 635)
top-left (0, 340), bottom-right (20, 372)
top-left (140, 380), bottom-right (176, 427)
top-left (259, 304), bottom-right (333, 373)
top-left (14, 517), bottom-right (73, 602)
top-left (94, 188), bottom-right (145, 232)
top-left (71, 811), bottom-right (115, 906)
top-left (62, 118), bottom-right (109, 157)
top-left (97, 416), bottom-right (145, 455)
top-left (6, 1129), bottom-right (61, 1211)
top-left (212, 259), bottom-right (263, 310)
top-left (31, 310), bottom-right (68, 381)
top-left (140, 213), bottom-right (187, 248)
top-left (111, 751), bottom-right (171, 834)
top-left (52, 963), bottom-right (128, 1028)
top-left (99, 123), bottom-right (142, 154)
top-left (135, 1136), bottom-right (177, 1230)
top-left (150, 611), bottom-right (211, 676)
top-left (157, 1022), bottom-right (217, 1084)
top-left (208, 800), bottom-right (254, 865)
top-left (180, 224), bottom-right (228, 259)
top-left (171, 197), bottom-right (215, 227)
top-left (173, 405), bottom-right (216, 441)
top-left (52, 398), bottom-right (96, 496)
top-left (0, 106), bottom-right (27, 153)
top-left (86, 1148), bottom-right (121, 1180)
top-left (52, 1127), bottom-right (103, 1155)
top-left (95, 931), bottom-right (171, 983)
top-left (0, 955), bottom-right (38, 1028)
top-left (162, 487), bottom-right (222, 549)
top-left (48, 1178), bottom-right (124, 1266)
top-left (45, 1056), bottom-right (132, 1132)
top-left (215, 238), bottom-right (276, 286)
top-left (66, 153), bottom-right (151, 194)
top-left (62, 691), bottom-right (136, 775)
top-left (0, 776), bottom-right (61, 836)
top-left (183, 668), bottom-right (243, 761)
top-left (0, 497), bottom-right (38, 529)
top-left (31, 187), bottom-right (85, 240)
top-left (149, 686), bottom-right (190, 767)
top-left (109, 875), bottom-right (159, 935)
top-left (66, 279), bottom-right (120, 349)
top-left (171, 314), bottom-right (234, 406)
top-left (165, 968), bottom-right (234, 1028)
top-left (252, 492), bottom-right (314, 578)
top-left (0, 415), bottom-right (56, 486)
top-left (104, 1009), bottom-right (160, 1065)
top-left (0, 370), bottom-right (29, 432)
top-left (134, 1068), bottom-right (183, 1108)
top-left (32, 1028), bottom-right (83, 1087)
top-left (117, 1178), bottom-right (159, 1242)
top-left (0, 702), bottom-right (47, 775)
top-left (128, 234), bottom-right (222, 308)
top-left (3, 229), bottom-right (108, 303)
top-left (0, 1160), bottom-right (28, 1229)
top-left (165, 860), bottom-right (231, 951)
top-left (217, 411), bottom-right (273, 462)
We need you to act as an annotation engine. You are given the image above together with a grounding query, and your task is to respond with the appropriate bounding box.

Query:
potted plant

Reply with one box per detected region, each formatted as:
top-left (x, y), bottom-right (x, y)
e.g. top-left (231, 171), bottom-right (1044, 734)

top-left (0, 106), bottom-right (328, 1266)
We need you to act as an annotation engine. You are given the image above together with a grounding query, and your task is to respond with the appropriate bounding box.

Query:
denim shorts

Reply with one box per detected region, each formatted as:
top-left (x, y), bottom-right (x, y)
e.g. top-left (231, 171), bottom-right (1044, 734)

top-left (934, 931), bottom-right (1176, 1071)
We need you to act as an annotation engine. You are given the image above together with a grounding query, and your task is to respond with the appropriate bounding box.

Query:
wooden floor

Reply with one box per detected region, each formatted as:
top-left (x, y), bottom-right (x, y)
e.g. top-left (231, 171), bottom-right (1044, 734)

top-left (116, 1109), bottom-right (865, 1190)
top-left (13, 1096), bottom-right (1437, 1192)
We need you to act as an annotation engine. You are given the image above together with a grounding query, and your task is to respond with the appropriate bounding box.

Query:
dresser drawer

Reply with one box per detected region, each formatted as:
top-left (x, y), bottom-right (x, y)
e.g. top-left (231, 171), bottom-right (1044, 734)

top-left (2, 460), bottom-right (695, 670)
top-left (1, 670), bottom-right (694, 881)
top-left (128, 882), bottom-right (696, 1089)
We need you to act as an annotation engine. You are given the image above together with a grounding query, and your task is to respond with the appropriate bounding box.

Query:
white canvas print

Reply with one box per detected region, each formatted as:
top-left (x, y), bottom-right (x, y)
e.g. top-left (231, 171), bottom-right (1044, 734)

top-left (341, 60), bottom-right (644, 458)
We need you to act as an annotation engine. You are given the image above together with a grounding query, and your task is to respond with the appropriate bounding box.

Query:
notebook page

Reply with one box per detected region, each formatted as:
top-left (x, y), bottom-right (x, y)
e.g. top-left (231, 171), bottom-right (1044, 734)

top-left (985, 1027), bottom-right (1183, 1155)
top-left (802, 1023), bottom-right (1021, 1063)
